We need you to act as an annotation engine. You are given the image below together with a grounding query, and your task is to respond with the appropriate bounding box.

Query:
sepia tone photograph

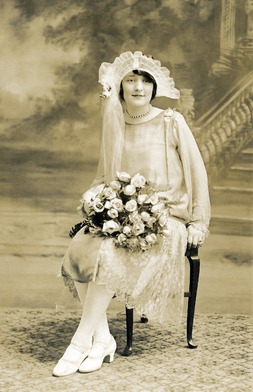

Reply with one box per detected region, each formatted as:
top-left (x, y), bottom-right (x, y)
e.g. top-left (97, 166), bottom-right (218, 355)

top-left (0, 0), bottom-right (252, 391)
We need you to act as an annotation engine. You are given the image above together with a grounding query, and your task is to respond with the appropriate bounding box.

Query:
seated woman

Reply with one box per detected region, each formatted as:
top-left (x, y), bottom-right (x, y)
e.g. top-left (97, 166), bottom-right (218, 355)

top-left (53, 51), bottom-right (210, 377)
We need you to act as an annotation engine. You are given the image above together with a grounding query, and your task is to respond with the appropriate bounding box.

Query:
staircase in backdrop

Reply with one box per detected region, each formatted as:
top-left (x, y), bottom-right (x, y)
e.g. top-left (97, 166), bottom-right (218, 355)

top-left (210, 139), bottom-right (253, 236)
top-left (194, 71), bottom-right (253, 236)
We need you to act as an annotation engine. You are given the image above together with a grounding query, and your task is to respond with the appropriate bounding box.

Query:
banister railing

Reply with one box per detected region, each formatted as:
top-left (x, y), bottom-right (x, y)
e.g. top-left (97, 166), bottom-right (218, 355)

top-left (193, 71), bottom-right (253, 178)
top-left (195, 71), bottom-right (253, 127)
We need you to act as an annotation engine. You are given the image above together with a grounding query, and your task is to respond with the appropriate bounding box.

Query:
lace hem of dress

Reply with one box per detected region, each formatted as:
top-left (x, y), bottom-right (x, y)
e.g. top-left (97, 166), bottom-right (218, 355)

top-left (95, 217), bottom-right (187, 325)
top-left (61, 265), bottom-right (79, 300)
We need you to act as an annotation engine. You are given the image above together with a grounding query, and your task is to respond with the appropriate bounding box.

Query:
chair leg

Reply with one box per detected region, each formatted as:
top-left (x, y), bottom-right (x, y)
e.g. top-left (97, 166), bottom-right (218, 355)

top-left (186, 252), bottom-right (200, 349)
top-left (122, 307), bottom-right (133, 356)
top-left (140, 314), bottom-right (148, 323)
top-left (123, 251), bottom-right (200, 355)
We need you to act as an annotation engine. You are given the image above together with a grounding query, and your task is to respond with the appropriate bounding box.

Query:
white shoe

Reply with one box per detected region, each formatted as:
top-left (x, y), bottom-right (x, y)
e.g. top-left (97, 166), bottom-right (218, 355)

top-left (52, 344), bottom-right (91, 377)
top-left (78, 335), bottom-right (116, 373)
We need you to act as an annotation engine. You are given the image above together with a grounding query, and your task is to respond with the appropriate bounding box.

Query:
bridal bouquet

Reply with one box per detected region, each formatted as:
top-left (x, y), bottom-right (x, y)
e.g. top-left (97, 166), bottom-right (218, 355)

top-left (77, 172), bottom-right (171, 252)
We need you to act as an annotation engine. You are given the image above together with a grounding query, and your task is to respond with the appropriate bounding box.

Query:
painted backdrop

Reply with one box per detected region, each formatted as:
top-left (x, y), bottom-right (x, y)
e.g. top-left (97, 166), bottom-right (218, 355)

top-left (0, 0), bottom-right (239, 161)
top-left (0, 0), bottom-right (252, 313)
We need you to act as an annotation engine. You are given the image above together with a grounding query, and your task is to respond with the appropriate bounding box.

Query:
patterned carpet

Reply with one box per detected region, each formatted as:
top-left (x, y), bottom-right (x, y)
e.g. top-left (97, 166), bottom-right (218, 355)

top-left (0, 309), bottom-right (252, 392)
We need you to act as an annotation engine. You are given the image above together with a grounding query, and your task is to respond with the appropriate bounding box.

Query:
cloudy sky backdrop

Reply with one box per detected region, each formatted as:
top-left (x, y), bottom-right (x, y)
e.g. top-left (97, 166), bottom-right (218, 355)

top-left (0, 0), bottom-right (248, 161)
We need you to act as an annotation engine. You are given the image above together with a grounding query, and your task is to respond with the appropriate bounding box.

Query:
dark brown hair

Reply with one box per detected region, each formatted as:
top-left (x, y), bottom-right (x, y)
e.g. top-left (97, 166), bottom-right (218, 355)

top-left (119, 70), bottom-right (157, 101)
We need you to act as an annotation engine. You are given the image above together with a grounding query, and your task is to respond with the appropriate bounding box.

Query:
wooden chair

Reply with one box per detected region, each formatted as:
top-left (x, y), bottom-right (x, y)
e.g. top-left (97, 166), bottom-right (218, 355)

top-left (122, 247), bottom-right (200, 356)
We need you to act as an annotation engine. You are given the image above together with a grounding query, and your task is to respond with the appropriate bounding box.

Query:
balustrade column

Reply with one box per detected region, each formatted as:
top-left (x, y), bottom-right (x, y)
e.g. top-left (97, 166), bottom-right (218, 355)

top-left (220, 0), bottom-right (236, 55)
top-left (245, 0), bottom-right (253, 38)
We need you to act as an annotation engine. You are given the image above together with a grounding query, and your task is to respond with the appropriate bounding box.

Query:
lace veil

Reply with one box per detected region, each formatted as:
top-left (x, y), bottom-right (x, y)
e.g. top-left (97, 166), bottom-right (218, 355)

top-left (96, 51), bottom-right (180, 184)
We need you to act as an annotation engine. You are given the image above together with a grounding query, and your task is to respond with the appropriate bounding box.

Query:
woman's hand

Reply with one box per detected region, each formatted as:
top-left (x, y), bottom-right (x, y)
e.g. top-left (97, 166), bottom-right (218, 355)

top-left (187, 225), bottom-right (205, 249)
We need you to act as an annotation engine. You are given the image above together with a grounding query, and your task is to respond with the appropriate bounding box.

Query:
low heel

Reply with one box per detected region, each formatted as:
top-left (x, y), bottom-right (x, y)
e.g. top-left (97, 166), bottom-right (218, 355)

top-left (78, 335), bottom-right (117, 373)
top-left (104, 350), bottom-right (115, 363)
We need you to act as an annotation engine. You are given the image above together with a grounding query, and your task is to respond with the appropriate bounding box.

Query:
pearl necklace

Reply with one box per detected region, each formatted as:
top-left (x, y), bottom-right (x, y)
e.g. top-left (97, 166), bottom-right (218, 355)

top-left (126, 105), bottom-right (151, 119)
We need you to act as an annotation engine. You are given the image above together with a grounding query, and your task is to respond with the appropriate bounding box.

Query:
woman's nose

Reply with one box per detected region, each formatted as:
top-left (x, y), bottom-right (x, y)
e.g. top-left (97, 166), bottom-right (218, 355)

top-left (134, 79), bottom-right (143, 91)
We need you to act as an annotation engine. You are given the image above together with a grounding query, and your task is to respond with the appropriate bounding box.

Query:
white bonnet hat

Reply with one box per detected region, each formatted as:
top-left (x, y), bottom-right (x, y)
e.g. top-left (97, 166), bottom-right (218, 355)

top-left (95, 51), bottom-right (180, 184)
top-left (99, 51), bottom-right (180, 99)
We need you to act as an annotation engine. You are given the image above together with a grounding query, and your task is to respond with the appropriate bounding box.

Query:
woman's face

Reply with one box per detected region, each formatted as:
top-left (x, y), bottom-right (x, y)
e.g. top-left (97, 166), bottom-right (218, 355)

top-left (121, 72), bottom-right (154, 109)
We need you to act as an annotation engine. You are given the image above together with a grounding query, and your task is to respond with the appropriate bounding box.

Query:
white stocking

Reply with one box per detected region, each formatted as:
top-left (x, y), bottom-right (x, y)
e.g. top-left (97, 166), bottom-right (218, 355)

top-left (74, 281), bottom-right (111, 344)
top-left (71, 282), bottom-right (114, 349)
top-left (93, 312), bottom-right (111, 343)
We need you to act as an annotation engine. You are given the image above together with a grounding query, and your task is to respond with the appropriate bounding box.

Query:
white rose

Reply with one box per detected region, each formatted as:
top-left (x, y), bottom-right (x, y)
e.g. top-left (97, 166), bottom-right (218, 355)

top-left (151, 202), bottom-right (165, 214)
top-left (123, 225), bottom-right (132, 236)
top-left (124, 184), bottom-right (136, 196)
top-left (93, 198), bottom-right (104, 213)
top-left (104, 201), bottom-right (112, 209)
top-left (103, 187), bottom-right (117, 200)
top-left (132, 223), bottom-right (145, 236)
top-left (140, 211), bottom-right (150, 222)
top-left (137, 194), bottom-right (148, 204)
top-left (147, 217), bottom-right (157, 227)
top-left (82, 184), bottom-right (105, 203)
top-left (117, 233), bottom-right (127, 245)
top-left (102, 220), bottom-right (120, 234)
top-left (109, 180), bottom-right (121, 190)
top-left (125, 200), bottom-right (137, 212)
top-left (111, 198), bottom-right (124, 212)
top-left (145, 194), bottom-right (159, 205)
top-left (145, 233), bottom-right (157, 245)
top-left (108, 208), bottom-right (119, 219)
top-left (116, 171), bottom-right (131, 182)
top-left (129, 211), bottom-right (142, 224)
top-left (131, 174), bottom-right (146, 188)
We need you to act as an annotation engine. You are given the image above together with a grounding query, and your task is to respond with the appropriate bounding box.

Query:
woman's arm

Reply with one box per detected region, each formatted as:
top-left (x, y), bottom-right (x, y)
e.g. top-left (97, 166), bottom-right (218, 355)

top-left (173, 112), bottom-right (211, 244)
